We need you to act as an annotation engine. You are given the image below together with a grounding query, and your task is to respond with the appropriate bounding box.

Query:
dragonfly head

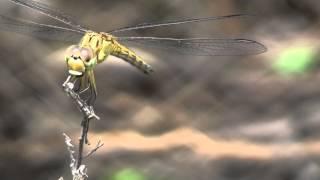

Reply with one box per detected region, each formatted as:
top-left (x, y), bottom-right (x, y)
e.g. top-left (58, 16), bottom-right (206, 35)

top-left (65, 45), bottom-right (96, 76)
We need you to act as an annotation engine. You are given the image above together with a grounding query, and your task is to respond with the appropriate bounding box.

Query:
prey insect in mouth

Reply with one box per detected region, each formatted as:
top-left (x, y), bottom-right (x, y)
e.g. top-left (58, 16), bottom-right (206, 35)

top-left (2, 0), bottom-right (267, 105)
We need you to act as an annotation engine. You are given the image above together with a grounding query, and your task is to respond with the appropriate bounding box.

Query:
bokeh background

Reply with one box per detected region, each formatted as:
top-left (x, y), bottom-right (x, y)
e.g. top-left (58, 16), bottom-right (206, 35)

top-left (0, 0), bottom-right (320, 179)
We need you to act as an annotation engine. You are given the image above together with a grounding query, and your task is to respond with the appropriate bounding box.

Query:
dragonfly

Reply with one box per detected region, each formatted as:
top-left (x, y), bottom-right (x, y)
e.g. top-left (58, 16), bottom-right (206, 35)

top-left (2, 0), bottom-right (266, 105)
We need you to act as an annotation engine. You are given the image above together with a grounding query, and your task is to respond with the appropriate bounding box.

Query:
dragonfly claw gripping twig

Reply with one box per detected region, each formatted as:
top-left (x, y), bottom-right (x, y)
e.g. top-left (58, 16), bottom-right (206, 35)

top-left (62, 75), bottom-right (100, 120)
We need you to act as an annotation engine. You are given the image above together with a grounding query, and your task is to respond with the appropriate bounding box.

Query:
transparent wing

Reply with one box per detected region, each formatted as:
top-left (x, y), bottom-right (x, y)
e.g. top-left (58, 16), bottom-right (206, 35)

top-left (117, 37), bottom-right (267, 56)
top-left (9, 0), bottom-right (88, 32)
top-left (109, 14), bottom-right (252, 34)
top-left (0, 14), bottom-right (83, 42)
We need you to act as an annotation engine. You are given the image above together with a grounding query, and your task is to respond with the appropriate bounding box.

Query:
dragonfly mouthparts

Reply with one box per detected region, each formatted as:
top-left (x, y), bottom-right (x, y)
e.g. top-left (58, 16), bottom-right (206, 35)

top-left (68, 70), bottom-right (83, 76)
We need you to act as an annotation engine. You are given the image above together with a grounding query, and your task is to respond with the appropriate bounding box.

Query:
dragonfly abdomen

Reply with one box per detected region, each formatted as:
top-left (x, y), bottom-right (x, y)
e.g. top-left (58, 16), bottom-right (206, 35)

top-left (111, 42), bottom-right (153, 74)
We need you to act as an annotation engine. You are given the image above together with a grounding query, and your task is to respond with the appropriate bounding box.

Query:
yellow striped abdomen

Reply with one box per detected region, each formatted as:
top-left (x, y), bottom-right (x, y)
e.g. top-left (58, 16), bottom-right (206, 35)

top-left (111, 40), bottom-right (153, 74)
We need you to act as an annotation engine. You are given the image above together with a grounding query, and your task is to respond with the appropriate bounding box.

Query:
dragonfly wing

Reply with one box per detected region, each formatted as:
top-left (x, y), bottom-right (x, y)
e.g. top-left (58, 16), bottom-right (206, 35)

top-left (109, 14), bottom-right (252, 34)
top-left (117, 37), bottom-right (267, 56)
top-left (9, 0), bottom-right (88, 32)
top-left (0, 14), bottom-right (83, 43)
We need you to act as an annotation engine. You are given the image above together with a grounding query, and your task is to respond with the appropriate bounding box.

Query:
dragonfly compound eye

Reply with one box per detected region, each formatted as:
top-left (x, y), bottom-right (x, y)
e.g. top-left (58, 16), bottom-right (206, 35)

top-left (66, 45), bottom-right (81, 57)
top-left (80, 48), bottom-right (94, 63)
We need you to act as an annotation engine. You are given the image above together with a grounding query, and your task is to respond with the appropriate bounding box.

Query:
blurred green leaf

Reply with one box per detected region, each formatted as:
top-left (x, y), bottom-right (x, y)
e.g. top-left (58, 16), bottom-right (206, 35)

top-left (111, 168), bottom-right (146, 180)
top-left (273, 47), bottom-right (316, 75)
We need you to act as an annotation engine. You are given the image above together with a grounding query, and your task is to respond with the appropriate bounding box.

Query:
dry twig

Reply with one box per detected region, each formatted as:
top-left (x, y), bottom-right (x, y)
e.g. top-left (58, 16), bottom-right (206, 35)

top-left (59, 75), bottom-right (102, 180)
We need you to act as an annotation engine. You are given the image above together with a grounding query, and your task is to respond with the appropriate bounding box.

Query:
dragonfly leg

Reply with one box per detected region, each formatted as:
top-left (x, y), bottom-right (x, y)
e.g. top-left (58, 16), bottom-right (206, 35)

top-left (86, 83), bottom-right (96, 106)
top-left (78, 76), bottom-right (90, 95)
top-left (69, 71), bottom-right (97, 106)
top-left (73, 79), bottom-right (82, 92)
top-left (78, 80), bottom-right (96, 106)
top-left (86, 70), bottom-right (97, 106)
top-left (71, 75), bottom-right (78, 84)
top-left (79, 85), bottom-right (90, 94)
top-left (79, 82), bottom-right (91, 100)
top-left (73, 75), bottom-right (86, 93)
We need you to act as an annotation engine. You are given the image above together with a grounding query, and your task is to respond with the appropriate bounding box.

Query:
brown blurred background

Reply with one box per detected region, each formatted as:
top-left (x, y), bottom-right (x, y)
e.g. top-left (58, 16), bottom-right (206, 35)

top-left (1, 0), bottom-right (320, 179)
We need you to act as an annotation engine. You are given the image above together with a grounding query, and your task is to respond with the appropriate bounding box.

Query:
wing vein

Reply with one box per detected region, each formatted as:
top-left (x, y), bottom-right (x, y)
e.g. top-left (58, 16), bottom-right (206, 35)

top-left (9, 0), bottom-right (88, 32)
top-left (109, 14), bottom-right (252, 33)
top-left (0, 14), bottom-right (84, 42)
top-left (117, 37), bottom-right (267, 56)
